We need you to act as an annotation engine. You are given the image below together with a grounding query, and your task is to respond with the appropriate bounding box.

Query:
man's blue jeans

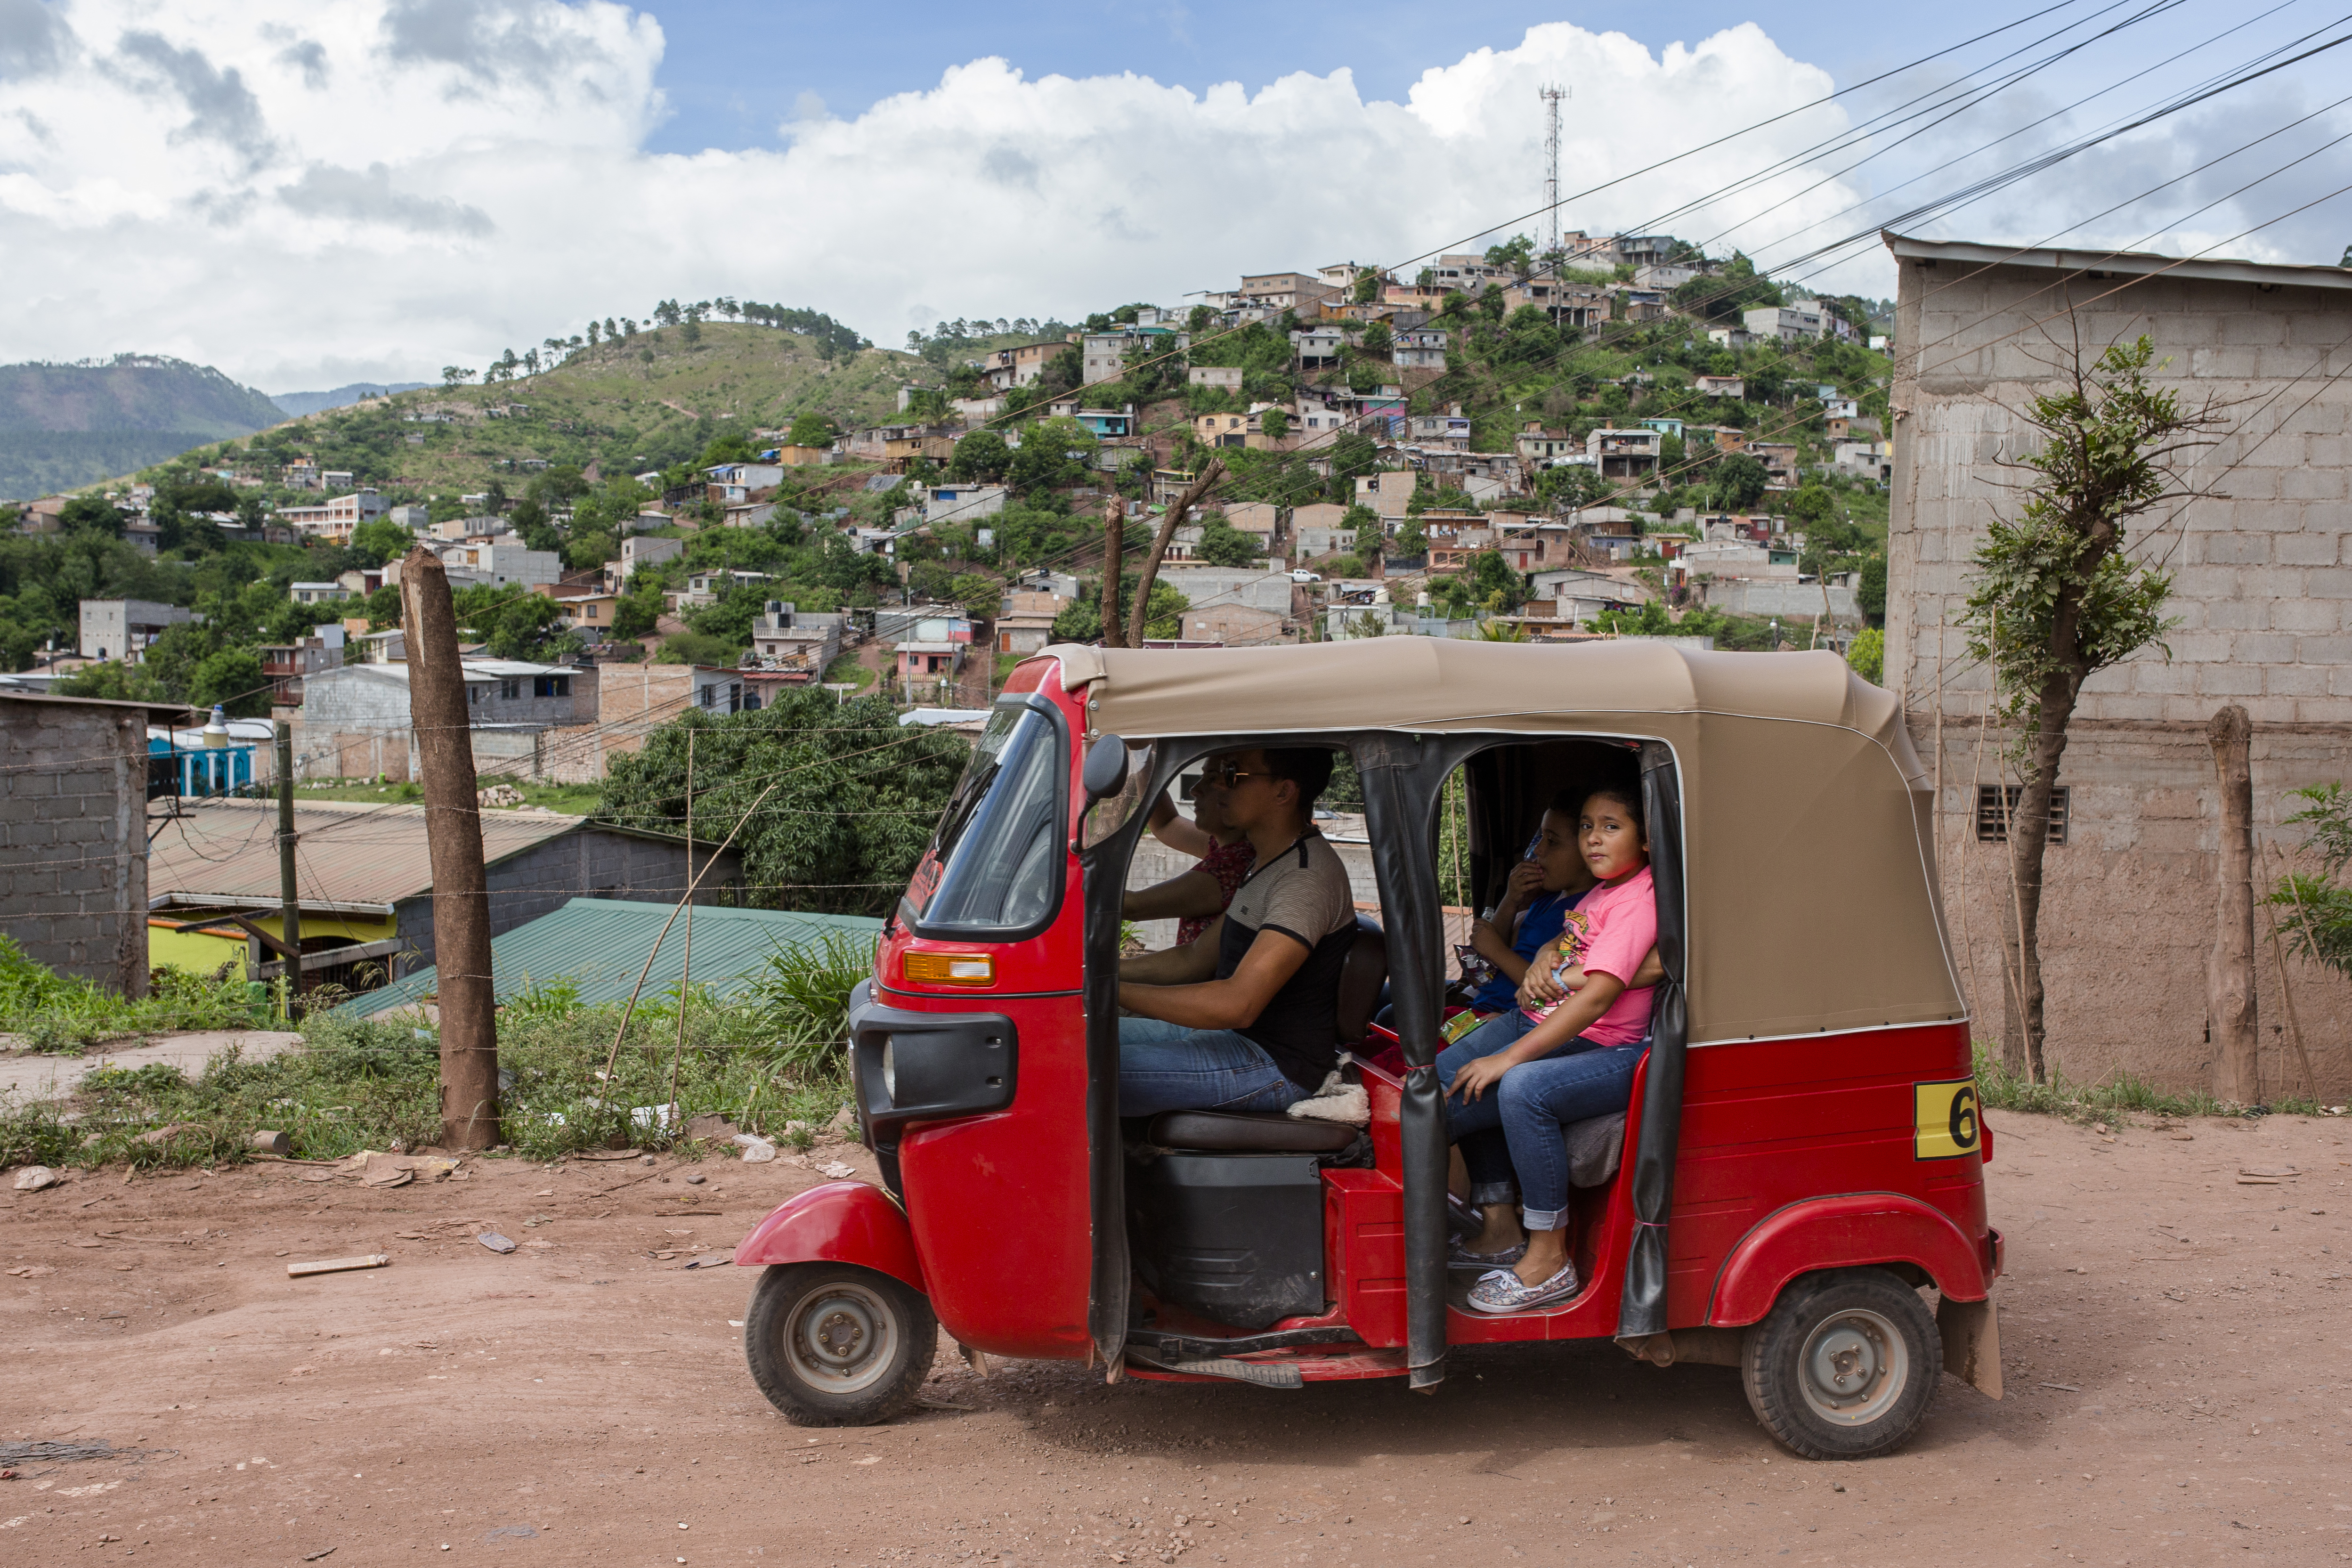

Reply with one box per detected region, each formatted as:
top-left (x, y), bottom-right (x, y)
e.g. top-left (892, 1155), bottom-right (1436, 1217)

top-left (1117, 1018), bottom-right (1306, 1117)
top-left (1441, 1011), bottom-right (1640, 1227)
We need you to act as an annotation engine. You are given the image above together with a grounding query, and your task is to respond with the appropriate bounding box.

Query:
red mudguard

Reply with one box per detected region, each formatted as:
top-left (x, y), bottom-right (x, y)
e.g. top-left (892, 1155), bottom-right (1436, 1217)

top-left (1707, 1191), bottom-right (1989, 1326)
top-left (731, 1181), bottom-right (926, 1294)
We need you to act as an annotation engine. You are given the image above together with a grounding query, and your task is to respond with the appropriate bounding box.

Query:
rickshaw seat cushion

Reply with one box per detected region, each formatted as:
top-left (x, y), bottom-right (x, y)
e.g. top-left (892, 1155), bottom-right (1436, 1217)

top-left (1149, 1109), bottom-right (1361, 1155)
top-left (1335, 916), bottom-right (1387, 1046)
top-left (1567, 1110), bottom-right (1626, 1188)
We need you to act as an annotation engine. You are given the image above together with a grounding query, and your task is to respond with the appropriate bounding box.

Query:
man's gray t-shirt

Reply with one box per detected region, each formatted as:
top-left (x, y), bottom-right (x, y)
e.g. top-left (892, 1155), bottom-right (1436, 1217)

top-left (1213, 833), bottom-right (1359, 1088)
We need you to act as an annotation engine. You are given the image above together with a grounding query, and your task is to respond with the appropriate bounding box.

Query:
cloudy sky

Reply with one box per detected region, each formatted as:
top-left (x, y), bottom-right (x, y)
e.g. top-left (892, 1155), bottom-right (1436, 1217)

top-left (1, 0), bottom-right (2346, 391)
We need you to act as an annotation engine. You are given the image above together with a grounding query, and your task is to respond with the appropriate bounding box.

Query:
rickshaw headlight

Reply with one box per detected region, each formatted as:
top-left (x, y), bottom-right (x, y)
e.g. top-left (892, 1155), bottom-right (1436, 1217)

top-left (881, 1037), bottom-right (896, 1102)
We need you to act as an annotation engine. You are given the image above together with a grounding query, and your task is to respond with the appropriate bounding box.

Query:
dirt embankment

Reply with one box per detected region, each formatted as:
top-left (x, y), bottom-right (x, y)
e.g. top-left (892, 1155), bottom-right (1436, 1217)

top-left (3, 1108), bottom-right (2347, 1567)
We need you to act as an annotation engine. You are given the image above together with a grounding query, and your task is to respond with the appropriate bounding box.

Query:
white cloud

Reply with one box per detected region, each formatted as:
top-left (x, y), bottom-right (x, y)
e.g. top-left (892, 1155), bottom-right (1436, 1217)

top-left (7, 2), bottom-right (2333, 392)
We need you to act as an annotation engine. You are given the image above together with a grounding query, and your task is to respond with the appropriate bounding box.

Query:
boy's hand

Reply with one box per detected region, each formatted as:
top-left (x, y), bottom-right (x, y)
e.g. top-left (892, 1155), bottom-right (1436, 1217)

top-left (1504, 860), bottom-right (1548, 902)
top-left (1449, 1053), bottom-right (1513, 1103)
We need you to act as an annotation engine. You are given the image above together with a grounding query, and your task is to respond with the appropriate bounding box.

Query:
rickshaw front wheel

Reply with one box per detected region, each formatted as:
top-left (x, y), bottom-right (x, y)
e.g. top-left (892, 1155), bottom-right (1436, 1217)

top-left (1740, 1267), bottom-right (1942, 1460)
top-left (745, 1262), bottom-right (939, 1426)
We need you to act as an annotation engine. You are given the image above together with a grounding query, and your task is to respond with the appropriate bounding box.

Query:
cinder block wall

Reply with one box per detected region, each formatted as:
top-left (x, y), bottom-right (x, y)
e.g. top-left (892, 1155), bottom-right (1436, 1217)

top-left (1888, 251), bottom-right (2352, 1097)
top-left (0, 699), bottom-right (149, 994)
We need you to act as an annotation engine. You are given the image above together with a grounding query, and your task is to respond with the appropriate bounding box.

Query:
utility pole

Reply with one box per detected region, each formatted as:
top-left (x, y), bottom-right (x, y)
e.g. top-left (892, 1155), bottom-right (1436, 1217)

top-left (1540, 84), bottom-right (1567, 260)
top-left (276, 721), bottom-right (302, 1002)
top-left (399, 547), bottom-right (500, 1150)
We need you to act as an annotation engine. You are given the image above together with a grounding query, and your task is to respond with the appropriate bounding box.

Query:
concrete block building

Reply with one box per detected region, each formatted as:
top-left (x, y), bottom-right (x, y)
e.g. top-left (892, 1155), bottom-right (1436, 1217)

top-left (0, 691), bottom-right (169, 994)
top-left (1883, 232), bottom-right (2352, 1097)
top-left (79, 599), bottom-right (194, 663)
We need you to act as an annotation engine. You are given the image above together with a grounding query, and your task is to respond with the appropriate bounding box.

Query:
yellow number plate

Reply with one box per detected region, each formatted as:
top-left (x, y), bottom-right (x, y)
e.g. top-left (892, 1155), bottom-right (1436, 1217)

top-left (1915, 1079), bottom-right (1982, 1159)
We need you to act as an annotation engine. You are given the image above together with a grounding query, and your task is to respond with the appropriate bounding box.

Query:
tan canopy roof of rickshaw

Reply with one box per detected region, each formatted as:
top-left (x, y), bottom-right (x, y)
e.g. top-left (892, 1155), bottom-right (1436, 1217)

top-left (1046, 639), bottom-right (1964, 1044)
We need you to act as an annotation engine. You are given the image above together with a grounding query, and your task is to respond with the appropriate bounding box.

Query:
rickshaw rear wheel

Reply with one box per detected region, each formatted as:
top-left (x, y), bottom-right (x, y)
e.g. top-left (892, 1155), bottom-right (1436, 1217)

top-left (745, 1262), bottom-right (938, 1427)
top-left (1741, 1267), bottom-right (1942, 1460)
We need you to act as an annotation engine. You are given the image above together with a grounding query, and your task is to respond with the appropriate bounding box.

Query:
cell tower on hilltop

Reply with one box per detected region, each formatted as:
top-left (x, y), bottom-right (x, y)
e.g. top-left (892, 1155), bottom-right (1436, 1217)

top-left (1539, 83), bottom-right (1567, 260)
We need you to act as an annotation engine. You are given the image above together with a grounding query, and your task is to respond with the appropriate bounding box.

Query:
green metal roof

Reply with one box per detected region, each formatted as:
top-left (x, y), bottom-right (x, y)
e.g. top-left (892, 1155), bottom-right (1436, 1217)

top-left (341, 897), bottom-right (881, 1017)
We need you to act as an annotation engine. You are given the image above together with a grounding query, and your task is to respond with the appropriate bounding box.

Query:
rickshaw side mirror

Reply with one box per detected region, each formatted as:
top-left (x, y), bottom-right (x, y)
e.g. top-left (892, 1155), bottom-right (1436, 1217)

top-left (1081, 732), bottom-right (1130, 805)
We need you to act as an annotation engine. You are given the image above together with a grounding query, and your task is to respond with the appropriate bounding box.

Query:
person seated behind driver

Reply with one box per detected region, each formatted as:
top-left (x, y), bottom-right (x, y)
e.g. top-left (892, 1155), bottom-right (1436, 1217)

top-left (1459, 789), bottom-right (1597, 1018)
top-left (1115, 747), bottom-right (1357, 1116)
top-left (1121, 762), bottom-right (1254, 949)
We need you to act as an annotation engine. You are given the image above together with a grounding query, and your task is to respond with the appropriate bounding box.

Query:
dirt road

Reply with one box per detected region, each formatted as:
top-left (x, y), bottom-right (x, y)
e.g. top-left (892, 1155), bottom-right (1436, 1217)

top-left (4, 1108), bottom-right (2347, 1567)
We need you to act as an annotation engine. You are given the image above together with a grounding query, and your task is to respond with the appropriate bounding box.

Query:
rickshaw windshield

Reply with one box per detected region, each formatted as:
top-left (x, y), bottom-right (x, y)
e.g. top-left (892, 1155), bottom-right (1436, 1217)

top-left (910, 703), bottom-right (1064, 936)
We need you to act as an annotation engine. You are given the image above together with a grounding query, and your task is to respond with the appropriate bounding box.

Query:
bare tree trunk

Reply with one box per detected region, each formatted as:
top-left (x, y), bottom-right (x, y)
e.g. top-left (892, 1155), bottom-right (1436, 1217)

top-left (2007, 675), bottom-right (2081, 1083)
top-left (400, 548), bottom-right (500, 1150)
top-left (1099, 498), bottom-right (1126, 649)
top-left (2206, 704), bottom-right (2261, 1105)
top-left (1128, 460), bottom-right (1225, 647)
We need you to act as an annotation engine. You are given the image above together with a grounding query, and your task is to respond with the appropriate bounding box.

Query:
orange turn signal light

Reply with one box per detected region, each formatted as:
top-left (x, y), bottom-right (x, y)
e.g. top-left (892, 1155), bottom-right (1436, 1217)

top-left (903, 951), bottom-right (995, 986)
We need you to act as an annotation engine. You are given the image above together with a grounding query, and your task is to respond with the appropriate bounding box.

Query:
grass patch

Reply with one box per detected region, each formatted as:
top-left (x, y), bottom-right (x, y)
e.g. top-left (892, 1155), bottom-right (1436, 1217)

top-left (821, 653), bottom-right (875, 693)
top-left (0, 936), bottom-right (267, 1053)
top-left (0, 934), bottom-right (869, 1169)
top-left (1972, 1043), bottom-right (2333, 1121)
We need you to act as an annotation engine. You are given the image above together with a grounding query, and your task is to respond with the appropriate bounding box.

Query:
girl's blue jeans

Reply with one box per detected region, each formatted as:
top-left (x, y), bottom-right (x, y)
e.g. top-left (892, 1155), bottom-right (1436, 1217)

top-left (1439, 1010), bottom-right (1641, 1229)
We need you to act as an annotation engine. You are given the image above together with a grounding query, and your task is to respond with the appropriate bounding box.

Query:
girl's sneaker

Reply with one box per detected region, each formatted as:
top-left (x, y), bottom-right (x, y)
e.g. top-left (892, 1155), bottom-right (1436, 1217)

top-left (1466, 1261), bottom-right (1579, 1313)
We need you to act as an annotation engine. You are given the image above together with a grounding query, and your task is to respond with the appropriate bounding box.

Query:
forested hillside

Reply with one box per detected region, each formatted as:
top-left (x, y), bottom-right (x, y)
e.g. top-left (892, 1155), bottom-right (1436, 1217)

top-left (0, 356), bottom-right (284, 498)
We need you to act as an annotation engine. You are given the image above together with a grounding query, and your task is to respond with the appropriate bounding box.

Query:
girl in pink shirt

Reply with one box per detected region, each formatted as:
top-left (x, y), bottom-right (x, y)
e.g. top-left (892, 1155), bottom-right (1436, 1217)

top-left (1443, 785), bottom-right (1658, 1313)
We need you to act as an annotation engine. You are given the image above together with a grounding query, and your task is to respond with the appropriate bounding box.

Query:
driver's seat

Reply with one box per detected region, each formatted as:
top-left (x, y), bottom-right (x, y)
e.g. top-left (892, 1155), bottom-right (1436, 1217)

top-left (1147, 916), bottom-right (1385, 1155)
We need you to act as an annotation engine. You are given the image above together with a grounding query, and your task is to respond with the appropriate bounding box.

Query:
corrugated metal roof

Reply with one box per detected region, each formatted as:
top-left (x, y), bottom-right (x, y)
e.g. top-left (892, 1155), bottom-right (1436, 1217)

top-left (149, 797), bottom-right (587, 912)
top-left (341, 897), bottom-right (880, 1016)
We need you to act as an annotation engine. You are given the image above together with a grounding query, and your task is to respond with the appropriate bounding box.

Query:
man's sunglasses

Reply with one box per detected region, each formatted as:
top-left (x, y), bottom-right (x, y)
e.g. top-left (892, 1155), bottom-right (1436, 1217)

top-left (1203, 763), bottom-right (1258, 788)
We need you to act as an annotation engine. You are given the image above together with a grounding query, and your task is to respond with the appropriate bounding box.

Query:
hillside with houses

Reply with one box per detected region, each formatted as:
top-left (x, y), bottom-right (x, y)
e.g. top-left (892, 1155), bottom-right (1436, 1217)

top-left (0, 234), bottom-right (1895, 729)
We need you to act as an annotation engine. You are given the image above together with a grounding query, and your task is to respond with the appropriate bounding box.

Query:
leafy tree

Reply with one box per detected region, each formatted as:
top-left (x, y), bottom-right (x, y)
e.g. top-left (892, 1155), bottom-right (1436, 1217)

top-left (1671, 251), bottom-right (1781, 321)
top-left (1539, 463), bottom-right (1611, 509)
top-left (511, 498), bottom-right (563, 554)
top-left (440, 366), bottom-right (476, 387)
top-left (654, 629), bottom-right (735, 666)
top-left (1959, 335), bottom-right (2223, 1081)
top-left (1194, 518), bottom-right (1260, 568)
top-left (1857, 552), bottom-right (1886, 620)
top-left (59, 496), bottom-right (126, 536)
top-left (191, 647), bottom-right (269, 717)
top-left (1006, 416), bottom-right (1097, 490)
top-left (452, 584), bottom-right (572, 660)
top-left (1360, 321), bottom-right (1392, 354)
top-left (55, 660), bottom-right (162, 702)
top-left (1258, 407), bottom-right (1290, 441)
top-left (0, 620), bottom-right (35, 672)
top-left (1712, 453), bottom-right (1770, 509)
top-left (599, 691), bottom-right (969, 917)
top-left (787, 412), bottom-right (836, 448)
top-left (1484, 235), bottom-right (1536, 274)
top-left (698, 433), bottom-right (755, 467)
top-left (612, 584), bottom-right (665, 640)
top-left (1845, 626), bottom-right (1884, 684)
top-left (948, 429), bottom-right (1010, 482)
top-left (1465, 550), bottom-right (1525, 610)
top-left (1052, 578), bottom-right (1186, 642)
top-left (2271, 784), bottom-right (2352, 982)
top-left (350, 518), bottom-right (414, 566)
top-left (1352, 269), bottom-right (1381, 305)
top-left (1392, 513), bottom-right (1427, 559)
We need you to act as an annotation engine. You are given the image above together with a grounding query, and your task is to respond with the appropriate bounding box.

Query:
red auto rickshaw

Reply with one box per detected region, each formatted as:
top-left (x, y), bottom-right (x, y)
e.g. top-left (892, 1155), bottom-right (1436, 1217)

top-left (735, 640), bottom-right (2004, 1459)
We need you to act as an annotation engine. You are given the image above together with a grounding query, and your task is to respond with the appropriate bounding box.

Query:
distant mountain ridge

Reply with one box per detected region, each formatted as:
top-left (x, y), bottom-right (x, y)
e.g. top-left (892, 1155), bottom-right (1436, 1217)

top-left (269, 382), bottom-right (431, 419)
top-left (0, 355), bottom-right (285, 500)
